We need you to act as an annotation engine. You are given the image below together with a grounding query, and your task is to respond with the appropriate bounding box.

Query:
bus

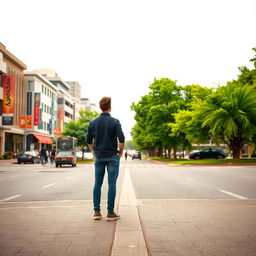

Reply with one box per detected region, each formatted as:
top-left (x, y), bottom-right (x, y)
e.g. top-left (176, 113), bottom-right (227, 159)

top-left (55, 136), bottom-right (77, 168)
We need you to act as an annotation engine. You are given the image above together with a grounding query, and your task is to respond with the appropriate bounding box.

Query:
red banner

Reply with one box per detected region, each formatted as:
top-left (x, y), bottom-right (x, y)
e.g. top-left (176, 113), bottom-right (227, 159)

top-left (26, 116), bottom-right (32, 129)
top-left (58, 110), bottom-right (64, 132)
top-left (34, 93), bottom-right (41, 126)
top-left (19, 115), bottom-right (25, 128)
top-left (2, 75), bottom-right (15, 125)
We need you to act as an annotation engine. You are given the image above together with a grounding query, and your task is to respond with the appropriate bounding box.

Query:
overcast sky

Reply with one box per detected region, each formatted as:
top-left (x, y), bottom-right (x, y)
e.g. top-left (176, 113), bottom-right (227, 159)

top-left (1, 0), bottom-right (256, 140)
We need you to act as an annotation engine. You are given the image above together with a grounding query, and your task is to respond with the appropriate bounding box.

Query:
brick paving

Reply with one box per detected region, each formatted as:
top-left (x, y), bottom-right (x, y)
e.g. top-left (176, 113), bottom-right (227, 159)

top-left (0, 201), bottom-right (115, 256)
top-left (138, 199), bottom-right (256, 256)
top-left (0, 200), bottom-right (256, 255)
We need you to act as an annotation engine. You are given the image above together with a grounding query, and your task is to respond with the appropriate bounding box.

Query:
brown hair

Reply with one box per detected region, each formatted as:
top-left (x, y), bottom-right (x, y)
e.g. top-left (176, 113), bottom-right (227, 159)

top-left (99, 97), bottom-right (111, 111)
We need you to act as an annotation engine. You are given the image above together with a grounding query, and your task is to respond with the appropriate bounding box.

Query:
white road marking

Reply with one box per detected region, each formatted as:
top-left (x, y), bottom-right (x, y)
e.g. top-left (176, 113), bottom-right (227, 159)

top-left (42, 183), bottom-right (56, 189)
top-left (0, 195), bottom-right (22, 202)
top-left (65, 176), bottom-right (73, 180)
top-left (185, 177), bottom-right (195, 182)
top-left (219, 189), bottom-right (247, 199)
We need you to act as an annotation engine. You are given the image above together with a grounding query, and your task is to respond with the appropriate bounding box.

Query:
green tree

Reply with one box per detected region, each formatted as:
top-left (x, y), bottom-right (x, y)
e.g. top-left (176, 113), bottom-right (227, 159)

top-left (131, 78), bottom-right (185, 158)
top-left (201, 83), bottom-right (256, 158)
top-left (62, 110), bottom-right (98, 159)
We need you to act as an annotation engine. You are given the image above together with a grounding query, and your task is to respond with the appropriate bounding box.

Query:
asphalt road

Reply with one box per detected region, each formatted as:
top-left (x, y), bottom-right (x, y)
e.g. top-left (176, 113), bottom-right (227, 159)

top-left (0, 159), bottom-right (255, 202)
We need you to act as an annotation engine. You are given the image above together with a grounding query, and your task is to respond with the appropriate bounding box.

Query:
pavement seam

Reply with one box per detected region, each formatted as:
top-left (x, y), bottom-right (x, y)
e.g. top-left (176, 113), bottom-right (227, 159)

top-left (111, 167), bottom-right (148, 256)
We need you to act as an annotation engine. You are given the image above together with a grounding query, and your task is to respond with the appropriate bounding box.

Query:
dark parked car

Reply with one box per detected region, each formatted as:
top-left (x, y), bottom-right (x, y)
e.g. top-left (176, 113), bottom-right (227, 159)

top-left (189, 147), bottom-right (227, 160)
top-left (17, 151), bottom-right (40, 164)
top-left (132, 151), bottom-right (141, 160)
top-left (55, 151), bottom-right (77, 167)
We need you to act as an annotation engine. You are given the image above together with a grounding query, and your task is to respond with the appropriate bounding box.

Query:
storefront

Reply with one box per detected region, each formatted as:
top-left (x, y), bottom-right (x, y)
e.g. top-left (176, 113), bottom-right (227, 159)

top-left (26, 133), bottom-right (53, 152)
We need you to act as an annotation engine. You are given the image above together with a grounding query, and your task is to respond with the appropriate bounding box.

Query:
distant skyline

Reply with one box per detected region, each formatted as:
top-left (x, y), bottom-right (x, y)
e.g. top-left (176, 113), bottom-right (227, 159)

top-left (1, 0), bottom-right (256, 140)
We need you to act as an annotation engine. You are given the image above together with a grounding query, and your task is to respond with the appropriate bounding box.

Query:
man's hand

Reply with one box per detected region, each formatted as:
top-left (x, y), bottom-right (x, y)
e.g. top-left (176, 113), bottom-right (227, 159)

top-left (117, 143), bottom-right (125, 158)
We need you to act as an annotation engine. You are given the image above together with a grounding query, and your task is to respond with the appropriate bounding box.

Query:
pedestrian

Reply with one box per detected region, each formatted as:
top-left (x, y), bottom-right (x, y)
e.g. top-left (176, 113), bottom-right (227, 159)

top-left (87, 96), bottom-right (125, 221)
top-left (40, 146), bottom-right (47, 166)
top-left (125, 151), bottom-right (128, 160)
top-left (45, 149), bottom-right (49, 164)
top-left (50, 149), bottom-right (56, 165)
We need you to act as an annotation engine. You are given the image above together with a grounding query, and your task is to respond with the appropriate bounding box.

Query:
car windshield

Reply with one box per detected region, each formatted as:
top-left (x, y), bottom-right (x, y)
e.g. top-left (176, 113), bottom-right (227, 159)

top-left (57, 152), bottom-right (72, 157)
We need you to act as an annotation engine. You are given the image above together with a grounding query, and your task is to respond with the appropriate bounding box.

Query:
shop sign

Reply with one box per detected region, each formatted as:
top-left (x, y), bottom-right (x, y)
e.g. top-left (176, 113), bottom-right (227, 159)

top-left (34, 93), bottom-right (41, 126)
top-left (26, 116), bottom-right (32, 129)
top-left (2, 75), bottom-right (14, 125)
top-left (19, 115), bottom-right (25, 128)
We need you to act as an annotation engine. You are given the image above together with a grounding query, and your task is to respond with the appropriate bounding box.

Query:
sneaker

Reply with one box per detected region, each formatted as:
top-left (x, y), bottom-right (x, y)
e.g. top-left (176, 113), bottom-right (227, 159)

top-left (93, 211), bottom-right (102, 220)
top-left (106, 212), bottom-right (120, 221)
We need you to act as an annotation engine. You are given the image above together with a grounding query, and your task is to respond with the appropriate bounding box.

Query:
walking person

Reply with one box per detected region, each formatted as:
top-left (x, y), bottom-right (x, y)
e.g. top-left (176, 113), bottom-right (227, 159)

top-left (125, 151), bottom-right (128, 160)
top-left (50, 149), bottom-right (56, 165)
top-left (87, 97), bottom-right (125, 221)
top-left (40, 146), bottom-right (47, 166)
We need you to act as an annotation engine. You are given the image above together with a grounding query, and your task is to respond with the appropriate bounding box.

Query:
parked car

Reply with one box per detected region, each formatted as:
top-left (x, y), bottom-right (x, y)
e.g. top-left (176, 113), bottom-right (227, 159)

top-left (189, 147), bottom-right (226, 160)
top-left (76, 151), bottom-right (83, 159)
top-left (84, 152), bottom-right (94, 160)
top-left (132, 151), bottom-right (141, 160)
top-left (55, 151), bottom-right (77, 167)
top-left (17, 151), bottom-right (40, 164)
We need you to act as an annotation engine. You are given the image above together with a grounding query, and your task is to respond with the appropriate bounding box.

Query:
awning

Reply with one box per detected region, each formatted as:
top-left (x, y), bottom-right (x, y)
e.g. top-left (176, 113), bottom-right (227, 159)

top-left (33, 134), bottom-right (53, 144)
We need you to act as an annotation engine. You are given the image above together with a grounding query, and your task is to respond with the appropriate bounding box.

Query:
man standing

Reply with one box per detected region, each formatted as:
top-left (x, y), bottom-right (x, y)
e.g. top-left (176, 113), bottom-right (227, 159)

top-left (87, 97), bottom-right (125, 221)
top-left (40, 146), bottom-right (47, 166)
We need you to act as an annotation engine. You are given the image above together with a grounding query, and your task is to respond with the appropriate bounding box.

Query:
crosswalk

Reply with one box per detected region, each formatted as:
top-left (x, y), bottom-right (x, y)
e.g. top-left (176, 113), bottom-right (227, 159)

top-left (120, 163), bottom-right (169, 168)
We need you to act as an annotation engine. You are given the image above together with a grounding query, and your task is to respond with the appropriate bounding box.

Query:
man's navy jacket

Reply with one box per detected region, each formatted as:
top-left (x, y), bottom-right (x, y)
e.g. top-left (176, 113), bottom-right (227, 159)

top-left (86, 113), bottom-right (125, 158)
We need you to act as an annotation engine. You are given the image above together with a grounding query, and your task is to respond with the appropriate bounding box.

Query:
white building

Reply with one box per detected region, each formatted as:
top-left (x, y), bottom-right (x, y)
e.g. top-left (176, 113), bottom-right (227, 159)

top-left (24, 72), bottom-right (58, 151)
top-left (66, 81), bottom-right (81, 121)
top-left (33, 69), bottom-right (74, 133)
top-left (80, 98), bottom-right (100, 113)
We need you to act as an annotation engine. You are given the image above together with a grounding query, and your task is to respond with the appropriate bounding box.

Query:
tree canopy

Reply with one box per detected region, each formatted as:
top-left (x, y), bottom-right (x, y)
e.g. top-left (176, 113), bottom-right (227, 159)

top-left (131, 48), bottom-right (256, 159)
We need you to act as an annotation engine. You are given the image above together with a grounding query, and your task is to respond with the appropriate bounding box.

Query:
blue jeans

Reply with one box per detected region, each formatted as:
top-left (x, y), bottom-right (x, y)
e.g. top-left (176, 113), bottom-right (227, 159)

top-left (93, 155), bottom-right (120, 214)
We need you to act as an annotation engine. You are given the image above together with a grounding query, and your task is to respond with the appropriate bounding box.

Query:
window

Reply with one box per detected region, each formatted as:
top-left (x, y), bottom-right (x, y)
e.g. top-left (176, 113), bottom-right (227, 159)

top-left (47, 89), bottom-right (49, 97)
top-left (57, 98), bottom-right (64, 104)
top-left (27, 81), bottom-right (34, 91)
top-left (42, 84), bottom-right (44, 93)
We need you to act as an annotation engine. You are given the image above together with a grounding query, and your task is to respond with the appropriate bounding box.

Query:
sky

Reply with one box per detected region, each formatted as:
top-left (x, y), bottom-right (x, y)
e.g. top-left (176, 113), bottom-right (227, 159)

top-left (1, 0), bottom-right (256, 140)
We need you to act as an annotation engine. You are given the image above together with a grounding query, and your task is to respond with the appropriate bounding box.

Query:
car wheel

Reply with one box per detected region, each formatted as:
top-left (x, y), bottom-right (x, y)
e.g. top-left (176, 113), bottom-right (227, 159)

top-left (217, 155), bottom-right (223, 159)
top-left (32, 159), bottom-right (35, 164)
top-left (17, 161), bottom-right (21, 164)
top-left (60, 164), bottom-right (62, 167)
top-left (195, 155), bottom-right (200, 160)
top-left (55, 164), bottom-right (58, 168)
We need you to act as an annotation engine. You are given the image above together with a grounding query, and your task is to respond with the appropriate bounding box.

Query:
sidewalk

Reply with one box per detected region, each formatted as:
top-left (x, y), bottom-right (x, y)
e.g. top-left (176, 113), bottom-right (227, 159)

top-left (0, 199), bottom-right (256, 256)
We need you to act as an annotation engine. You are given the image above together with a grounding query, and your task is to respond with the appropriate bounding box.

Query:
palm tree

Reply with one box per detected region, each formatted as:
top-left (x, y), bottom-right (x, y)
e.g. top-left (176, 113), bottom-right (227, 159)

top-left (201, 83), bottom-right (256, 158)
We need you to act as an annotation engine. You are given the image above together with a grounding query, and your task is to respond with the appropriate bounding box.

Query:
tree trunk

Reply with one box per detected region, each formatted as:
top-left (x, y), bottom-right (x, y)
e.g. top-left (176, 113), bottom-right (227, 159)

top-left (228, 136), bottom-right (244, 159)
top-left (173, 145), bottom-right (177, 159)
top-left (168, 147), bottom-right (171, 159)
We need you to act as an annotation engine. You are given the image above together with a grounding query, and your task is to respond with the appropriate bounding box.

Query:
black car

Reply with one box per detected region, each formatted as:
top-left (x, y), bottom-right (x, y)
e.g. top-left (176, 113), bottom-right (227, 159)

top-left (17, 151), bottom-right (40, 164)
top-left (189, 147), bottom-right (226, 160)
top-left (132, 151), bottom-right (141, 160)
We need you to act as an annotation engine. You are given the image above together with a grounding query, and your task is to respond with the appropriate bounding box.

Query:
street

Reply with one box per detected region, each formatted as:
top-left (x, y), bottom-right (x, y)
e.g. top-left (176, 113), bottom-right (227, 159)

top-left (0, 159), bottom-right (256, 256)
top-left (0, 159), bottom-right (256, 202)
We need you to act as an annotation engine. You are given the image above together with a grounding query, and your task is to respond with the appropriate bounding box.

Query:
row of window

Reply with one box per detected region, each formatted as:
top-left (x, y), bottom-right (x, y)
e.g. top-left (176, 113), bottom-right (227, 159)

top-left (41, 103), bottom-right (53, 115)
top-left (39, 121), bottom-right (50, 131)
top-left (42, 84), bottom-right (55, 99)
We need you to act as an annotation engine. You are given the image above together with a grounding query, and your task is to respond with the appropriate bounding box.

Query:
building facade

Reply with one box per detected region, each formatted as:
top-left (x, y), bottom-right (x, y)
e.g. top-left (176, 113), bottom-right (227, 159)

top-left (33, 69), bottom-right (74, 133)
top-left (0, 43), bottom-right (27, 155)
top-left (24, 72), bottom-right (58, 151)
top-left (66, 81), bottom-right (81, 121)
